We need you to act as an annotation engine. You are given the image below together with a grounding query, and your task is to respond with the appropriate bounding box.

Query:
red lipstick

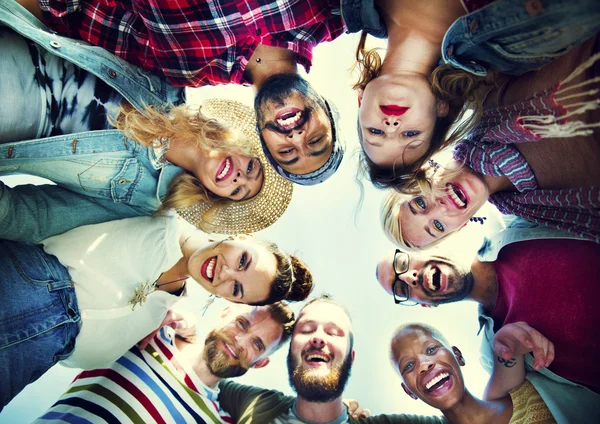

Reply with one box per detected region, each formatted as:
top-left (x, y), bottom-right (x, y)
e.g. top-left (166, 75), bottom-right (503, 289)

top-left (380, 105), bottom-right (409, 116)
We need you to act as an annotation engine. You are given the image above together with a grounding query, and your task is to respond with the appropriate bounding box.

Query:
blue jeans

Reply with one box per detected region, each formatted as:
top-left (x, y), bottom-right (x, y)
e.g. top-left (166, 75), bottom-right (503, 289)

top-left (0, 240), bottom-right (80, 410)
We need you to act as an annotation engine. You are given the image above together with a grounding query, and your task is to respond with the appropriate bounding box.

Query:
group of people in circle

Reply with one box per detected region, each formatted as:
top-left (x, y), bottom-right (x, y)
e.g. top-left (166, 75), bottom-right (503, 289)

top-left (1, 0), bottom-right (599, 422)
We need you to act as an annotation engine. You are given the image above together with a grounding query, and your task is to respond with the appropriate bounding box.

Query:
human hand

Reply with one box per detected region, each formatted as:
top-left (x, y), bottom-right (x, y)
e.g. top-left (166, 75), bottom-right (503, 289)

top-left (493, 321), bottom-right (554, 371)
top-left (138, 309), bottom-right (197, 350)
top-left (343, 398), bottom-right (371, 420)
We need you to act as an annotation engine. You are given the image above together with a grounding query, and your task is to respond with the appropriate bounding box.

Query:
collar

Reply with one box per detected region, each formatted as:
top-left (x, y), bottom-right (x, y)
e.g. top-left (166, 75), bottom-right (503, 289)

top-left (290, 400), bottom-right (349, 424)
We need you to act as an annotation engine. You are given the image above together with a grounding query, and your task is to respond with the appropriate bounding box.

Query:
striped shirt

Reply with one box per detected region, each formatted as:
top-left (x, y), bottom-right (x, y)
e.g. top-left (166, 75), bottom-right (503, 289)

top-left (38, 0), bottom-right (346, 87)
top-left (454, 83), bottom-right (600, 243)
top-left (35, 327), bottom-right (232, 424)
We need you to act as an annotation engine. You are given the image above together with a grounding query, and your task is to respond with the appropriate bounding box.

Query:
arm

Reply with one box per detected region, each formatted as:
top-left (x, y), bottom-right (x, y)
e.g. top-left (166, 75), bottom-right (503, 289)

top-left (14, 0), bottom-right (44, 21)
top-left (483, 322), bottom-right (554, 401)
top-left (218, 380), bottom-right (294, 424)
top-left (0, 181), bottom-right (144, 242)
top-left (357, 414), bottom-right (446, 423)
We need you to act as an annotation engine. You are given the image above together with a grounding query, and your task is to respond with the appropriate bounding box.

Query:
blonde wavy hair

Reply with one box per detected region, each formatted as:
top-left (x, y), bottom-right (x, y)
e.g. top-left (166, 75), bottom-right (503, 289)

top-left (380, 162), bottom-right (468, 251)
top-left (352, 31), bottom-right (493, 193)
top-left (111, 104), bottom-right (254, 214)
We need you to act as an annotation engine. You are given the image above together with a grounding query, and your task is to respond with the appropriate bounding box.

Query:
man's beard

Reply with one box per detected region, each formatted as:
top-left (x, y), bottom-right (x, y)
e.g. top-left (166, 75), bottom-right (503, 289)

top-left (286, 348), bottom-right (353, 403)
top-left (254, 73), bottom-right (327, 127)
top-left (203, 330), bottom-right (249, 378)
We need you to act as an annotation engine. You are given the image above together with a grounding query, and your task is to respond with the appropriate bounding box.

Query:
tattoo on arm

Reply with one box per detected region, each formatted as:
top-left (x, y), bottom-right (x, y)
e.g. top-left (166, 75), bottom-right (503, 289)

top-left (497, 356), bottom-right (516, 368)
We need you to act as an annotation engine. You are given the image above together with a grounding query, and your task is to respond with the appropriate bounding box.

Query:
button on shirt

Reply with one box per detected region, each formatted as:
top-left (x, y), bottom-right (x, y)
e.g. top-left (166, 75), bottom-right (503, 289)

top-left (40, 0), bottom-right (346, 87)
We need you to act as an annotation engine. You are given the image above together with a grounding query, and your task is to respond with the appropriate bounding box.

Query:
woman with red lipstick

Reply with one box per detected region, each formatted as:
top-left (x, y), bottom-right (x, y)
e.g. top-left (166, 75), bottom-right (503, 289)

top-left (391, 322), bottom-right (556, 423)
top-left (0, 210), bottom-right (314, 407)
top-left (351, 0), bottom-right (600, 192)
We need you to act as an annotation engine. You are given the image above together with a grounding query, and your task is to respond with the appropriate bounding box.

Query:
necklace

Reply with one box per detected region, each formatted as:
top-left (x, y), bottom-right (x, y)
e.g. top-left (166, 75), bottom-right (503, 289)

top-left (128, 233), bottom-right (195, 310)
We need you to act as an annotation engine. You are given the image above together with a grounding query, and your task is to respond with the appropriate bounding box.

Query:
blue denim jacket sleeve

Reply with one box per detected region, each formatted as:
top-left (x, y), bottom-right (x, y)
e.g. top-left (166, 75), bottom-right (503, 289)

top-left (442, 0), bottom-right (600, 75)
top-left (1, 0), bottom-right (185, 109)
top-left (0, 181), bottom-right (148, 243)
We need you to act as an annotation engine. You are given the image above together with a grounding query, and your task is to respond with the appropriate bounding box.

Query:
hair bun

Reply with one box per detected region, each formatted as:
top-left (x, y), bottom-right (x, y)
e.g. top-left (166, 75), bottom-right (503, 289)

top-left (286, 255), bottom-right (314, 301)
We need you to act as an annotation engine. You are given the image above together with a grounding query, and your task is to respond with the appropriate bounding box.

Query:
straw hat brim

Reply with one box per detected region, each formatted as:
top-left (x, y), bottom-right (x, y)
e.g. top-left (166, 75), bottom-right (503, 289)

top-left (177, 99), bottom-right (294, 234)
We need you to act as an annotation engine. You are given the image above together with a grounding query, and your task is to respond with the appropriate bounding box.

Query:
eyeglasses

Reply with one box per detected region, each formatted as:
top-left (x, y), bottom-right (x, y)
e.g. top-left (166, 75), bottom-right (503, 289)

top-left (391, 249), bottom-right (419, 306)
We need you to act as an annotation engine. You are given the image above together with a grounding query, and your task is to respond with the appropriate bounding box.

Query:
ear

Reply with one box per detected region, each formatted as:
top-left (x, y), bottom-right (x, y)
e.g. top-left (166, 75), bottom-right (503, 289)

top-left (252, 357), bottom-right (270, 369)
top-left (350, 349), bottom-right (356, 364)
top-left (453, 346), bottom-right (465, 366)
top-left (357, 88), bottom-right (364, 107)
top-left (420, 304), bottom-right (437, 309)
top-left (436, 100), bottom-right (449, 118)
top-left (401, 382), bottom-right (418, 400)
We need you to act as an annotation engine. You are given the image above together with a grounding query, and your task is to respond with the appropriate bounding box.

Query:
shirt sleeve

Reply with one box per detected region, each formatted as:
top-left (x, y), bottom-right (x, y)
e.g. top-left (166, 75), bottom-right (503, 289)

top-left (358, 414), bottom-right (448, 424)
top-left (0, 181), bottom-right (143, 243)
top-left (218, 380), bottom-right (294, 424)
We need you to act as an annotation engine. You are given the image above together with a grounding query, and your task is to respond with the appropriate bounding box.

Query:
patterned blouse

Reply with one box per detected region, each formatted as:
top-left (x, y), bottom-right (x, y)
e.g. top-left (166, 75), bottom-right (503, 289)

top-left (454, 69), bottom-right (600, 243)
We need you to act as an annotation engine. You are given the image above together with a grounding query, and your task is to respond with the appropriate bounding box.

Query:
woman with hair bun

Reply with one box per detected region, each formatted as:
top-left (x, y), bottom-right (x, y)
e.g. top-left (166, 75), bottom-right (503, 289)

top-left (346, 0), bottom-right (599, 191)
top-left (0, 212), bottom-right (313, 409)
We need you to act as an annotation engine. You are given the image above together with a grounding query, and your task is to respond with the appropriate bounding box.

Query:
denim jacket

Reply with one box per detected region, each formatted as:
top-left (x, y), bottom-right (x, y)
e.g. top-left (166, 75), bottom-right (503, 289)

top-left (0, 0), bottom-right (185, 243)
top-left (476, 217), bottom-right (600, 422)
top-left (442, 0), bottom-right (600, 75)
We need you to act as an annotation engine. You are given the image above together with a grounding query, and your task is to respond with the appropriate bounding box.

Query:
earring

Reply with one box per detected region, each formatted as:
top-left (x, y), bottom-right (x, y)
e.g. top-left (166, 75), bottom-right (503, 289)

top-left (469, 216), bottom-right (487, 225)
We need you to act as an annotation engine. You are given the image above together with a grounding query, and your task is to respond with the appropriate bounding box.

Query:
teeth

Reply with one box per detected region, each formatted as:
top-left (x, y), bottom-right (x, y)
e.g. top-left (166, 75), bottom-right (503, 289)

top-left (217, 157), bottom-right (231, 180)
top-left (426, 268), bottom-right (436, 290)
top-left (446, 184), bottom-right (465, 208)
top-left (305, 353), bottom-right (330, 362)
top-left (426, 372), bottom-right (449, 390)
top-left (206, 257), bottom-right (216, 280)
top-left (225, 343), bottom-right (238, 359)
top-left (277, 111), bottom-right (302, 127)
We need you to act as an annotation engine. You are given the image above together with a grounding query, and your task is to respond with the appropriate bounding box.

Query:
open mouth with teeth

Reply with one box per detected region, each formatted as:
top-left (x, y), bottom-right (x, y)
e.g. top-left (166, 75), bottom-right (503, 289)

top-left (304, 351), bottom-right (331, 367)
top-left (274, 108), bottom-right (308, 132)
top-left (424, 372), bottom-right (453, 396)
top-left (424, 266), bottom-right (446, 293)
top-left (201, 256), bottom-right (217, 282)
top-left (445, 183), bottom-right (468, 209)
top-left (223, 342), bottom-right (238, 359)
top-left (216, 157), bottom-right (233, 182)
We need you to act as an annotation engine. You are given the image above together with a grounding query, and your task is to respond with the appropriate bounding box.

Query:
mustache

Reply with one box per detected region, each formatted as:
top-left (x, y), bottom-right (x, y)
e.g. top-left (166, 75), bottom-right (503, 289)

top-left (263, 108), bottom-right (312, 135)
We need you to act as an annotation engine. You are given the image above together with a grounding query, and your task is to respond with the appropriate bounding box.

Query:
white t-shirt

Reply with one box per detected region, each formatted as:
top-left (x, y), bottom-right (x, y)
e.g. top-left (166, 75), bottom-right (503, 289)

top-left (42, 214), bottom-right (194, 369)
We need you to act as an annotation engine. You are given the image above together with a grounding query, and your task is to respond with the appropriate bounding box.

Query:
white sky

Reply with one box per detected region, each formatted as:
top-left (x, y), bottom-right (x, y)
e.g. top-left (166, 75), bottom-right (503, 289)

top-left (1, 33), bottom-right (505, 422)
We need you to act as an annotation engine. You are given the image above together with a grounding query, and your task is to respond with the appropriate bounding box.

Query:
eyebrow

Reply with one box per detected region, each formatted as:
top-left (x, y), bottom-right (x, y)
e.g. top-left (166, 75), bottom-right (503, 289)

top-left (240, 165), bottom-right (264, 200)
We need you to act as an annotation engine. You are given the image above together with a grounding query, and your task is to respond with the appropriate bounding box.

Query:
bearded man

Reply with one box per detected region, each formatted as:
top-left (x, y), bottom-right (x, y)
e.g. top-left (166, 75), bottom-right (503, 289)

top-left (32, 304), bottom-right (294, 423)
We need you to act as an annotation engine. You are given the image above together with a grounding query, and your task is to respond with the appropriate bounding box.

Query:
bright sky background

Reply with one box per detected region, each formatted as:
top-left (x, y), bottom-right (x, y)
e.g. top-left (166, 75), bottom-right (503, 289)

top-left (1, 32), bottom-right (505, 422)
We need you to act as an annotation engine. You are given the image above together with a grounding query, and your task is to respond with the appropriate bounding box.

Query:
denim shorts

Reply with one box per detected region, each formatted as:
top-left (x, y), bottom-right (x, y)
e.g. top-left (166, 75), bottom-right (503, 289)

top-left (0, 239), bottom-right (80, 410)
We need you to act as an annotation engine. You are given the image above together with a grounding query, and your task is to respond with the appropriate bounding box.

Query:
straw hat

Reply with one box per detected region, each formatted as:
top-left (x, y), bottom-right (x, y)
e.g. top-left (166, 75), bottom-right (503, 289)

top-left (177, 99), bottom-right (294, 234)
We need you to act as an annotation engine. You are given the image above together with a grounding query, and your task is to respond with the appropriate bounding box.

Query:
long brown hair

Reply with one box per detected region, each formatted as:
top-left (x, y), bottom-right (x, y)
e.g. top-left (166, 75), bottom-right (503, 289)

top-left (111, 104), bottom-right (254, 214)
top-left (352, 31), bottom-right (492, 193)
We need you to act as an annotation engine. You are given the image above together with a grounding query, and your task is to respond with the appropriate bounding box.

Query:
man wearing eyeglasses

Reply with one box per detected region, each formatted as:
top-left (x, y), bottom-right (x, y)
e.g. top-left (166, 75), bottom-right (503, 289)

top-left (375, 217), bottom-right (600, 422)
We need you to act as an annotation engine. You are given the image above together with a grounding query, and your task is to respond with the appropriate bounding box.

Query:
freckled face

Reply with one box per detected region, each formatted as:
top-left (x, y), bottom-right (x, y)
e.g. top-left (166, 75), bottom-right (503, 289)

top-left (391, 329), bottom-right (465, 411)
top-left (187, 239), bottom-right (277, 304)
top-left (359, 74), bottom-right (441, 168)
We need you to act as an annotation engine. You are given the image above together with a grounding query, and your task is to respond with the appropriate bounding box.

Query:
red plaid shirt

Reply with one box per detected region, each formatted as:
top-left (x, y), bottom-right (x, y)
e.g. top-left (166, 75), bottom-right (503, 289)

top-left (39, 0), bottom-right (346, 87)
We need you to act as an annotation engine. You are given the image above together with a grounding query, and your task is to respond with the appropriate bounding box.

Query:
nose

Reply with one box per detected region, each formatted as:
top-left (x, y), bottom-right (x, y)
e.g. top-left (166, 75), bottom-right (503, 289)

top-left (234, 332), bottom-right (250, 347)
top-left (400, 269), bottom-right (419, 288)
top-left (419, 360), bottom-right (434, 374)
top-left (383, 116), bottom-right (401, 132)
top-left (232, 169), bottom-right (247, 184)
top-left (310, 336), bottom-right (325, 349)
top-left (218, 264), bottom-right (234, 283)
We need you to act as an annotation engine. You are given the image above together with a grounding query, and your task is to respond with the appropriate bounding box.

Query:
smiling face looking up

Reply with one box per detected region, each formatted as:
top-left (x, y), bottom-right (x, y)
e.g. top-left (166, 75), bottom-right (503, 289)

top-left (358, 73), bottom-right (447, 168)
top-left (391, 326), bottom-right (466, 411)
top-left (256, 74), bottom-right (334, 175)
top-left (196, 152), bottom-right (264, 201)
top-left (287, 300), bottom-right (354, 402)
top-left (376, 248), bottom-right (473, 306)
top-left (203, 305), bottom-right (284, 378)
top-left (186, 236), bottom-right (277, 304)
top-left (396, 165), bottom-right (489, 249)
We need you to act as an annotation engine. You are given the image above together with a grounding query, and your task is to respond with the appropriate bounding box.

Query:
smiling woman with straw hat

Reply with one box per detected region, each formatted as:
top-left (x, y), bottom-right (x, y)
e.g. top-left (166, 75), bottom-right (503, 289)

top-left (0, 20), bottom-right (293, 242)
